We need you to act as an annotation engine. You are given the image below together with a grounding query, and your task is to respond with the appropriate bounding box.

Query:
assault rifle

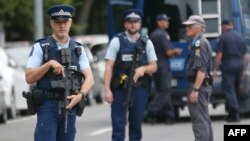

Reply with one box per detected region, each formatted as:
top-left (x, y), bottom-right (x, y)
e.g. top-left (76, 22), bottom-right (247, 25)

top-left (124, 46), bottom-right (143, 107)
top-left (51, 48), bottom-right (84, 133)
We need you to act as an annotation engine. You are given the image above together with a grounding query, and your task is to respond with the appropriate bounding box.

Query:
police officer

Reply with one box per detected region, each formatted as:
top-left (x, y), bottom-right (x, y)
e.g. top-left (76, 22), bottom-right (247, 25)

top-left (104, 9), bottom-right (157, 141)
top-left (183, 15), bottom-right (213, 141)
top-left (147, 14), bottom-right (182, 124)
top-left (25, 5), bottom-right (94, 141)
top-left (214, 20), bottom-right (247, 122)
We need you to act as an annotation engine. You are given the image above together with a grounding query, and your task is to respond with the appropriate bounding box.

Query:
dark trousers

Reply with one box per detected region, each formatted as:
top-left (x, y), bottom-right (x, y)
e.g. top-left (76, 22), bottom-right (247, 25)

top-left (111, 87), bottom-right (147, 141)
top-left (222, 71), bottom-right (242, 114)
top-left (35, 100), bottom-right (76, 141)
top-left (147, 68), bottom-right (174, 119)
top-left (188, 84), bottom-right (213, 141)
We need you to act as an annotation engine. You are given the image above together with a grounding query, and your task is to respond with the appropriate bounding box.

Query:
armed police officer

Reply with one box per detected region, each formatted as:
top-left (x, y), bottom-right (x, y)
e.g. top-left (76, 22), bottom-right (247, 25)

top-left (104, 9), bottom-right (157, 141)
top-left (25, 5), bottom-right (94, 141)
top-left (147, 14), bottom-right (182, 124)
top-left (183, 15), bottom-right (213, 141)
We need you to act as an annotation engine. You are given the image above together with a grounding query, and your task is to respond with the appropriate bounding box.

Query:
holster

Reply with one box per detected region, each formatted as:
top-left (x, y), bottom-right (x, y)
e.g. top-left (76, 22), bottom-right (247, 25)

top-left (75, 97), bottom-right (86, 116)
top-left (208, 72), bottom-right (213, 85)
top-left (22, 91), bottom-right (36, 115)
top-left (22, 89), bottom-right (45, 115)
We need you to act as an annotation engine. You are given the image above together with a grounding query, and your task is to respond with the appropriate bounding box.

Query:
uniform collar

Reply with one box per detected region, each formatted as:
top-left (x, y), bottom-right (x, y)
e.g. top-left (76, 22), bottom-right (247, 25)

top-left (55, 37), bottom-right (70, 49)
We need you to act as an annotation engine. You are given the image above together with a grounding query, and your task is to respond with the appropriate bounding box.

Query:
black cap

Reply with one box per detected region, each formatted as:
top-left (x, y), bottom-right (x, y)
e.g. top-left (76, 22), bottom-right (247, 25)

top-left (221, 19), bottom-right (232, 25)
top-left (156, 14), bottom-right (170, 21)
top-left (123, 9), bottom-right (143, 22)
top-left (47, 4), bottom-right (75, 21)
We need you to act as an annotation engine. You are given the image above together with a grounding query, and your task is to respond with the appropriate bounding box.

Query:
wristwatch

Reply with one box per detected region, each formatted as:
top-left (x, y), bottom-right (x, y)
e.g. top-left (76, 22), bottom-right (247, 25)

top-left (193, 87), bottom-right (199, 92)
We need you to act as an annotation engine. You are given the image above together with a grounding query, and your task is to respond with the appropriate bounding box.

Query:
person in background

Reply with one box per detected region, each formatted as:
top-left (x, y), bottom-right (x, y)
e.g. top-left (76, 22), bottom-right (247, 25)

top-left (214, 19), bottom-right (248, 122)
top-left (147, 14), bottom-right (182, 124)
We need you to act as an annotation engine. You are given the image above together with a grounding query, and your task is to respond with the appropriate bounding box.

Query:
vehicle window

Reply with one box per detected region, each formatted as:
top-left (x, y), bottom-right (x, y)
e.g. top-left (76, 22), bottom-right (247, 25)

top-left (5, 47), bottom-right (31, 68)
top-left (91, 44), bottom-right (108, 61)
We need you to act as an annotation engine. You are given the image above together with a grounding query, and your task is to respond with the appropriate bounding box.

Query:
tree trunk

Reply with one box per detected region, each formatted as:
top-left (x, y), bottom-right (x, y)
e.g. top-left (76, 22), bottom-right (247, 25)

top-left (76, 0), bottom-right (94, 35)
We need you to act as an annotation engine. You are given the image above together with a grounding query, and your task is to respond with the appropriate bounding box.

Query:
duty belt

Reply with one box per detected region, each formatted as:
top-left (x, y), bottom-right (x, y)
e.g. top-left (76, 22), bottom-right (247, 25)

top-left (43, 90), bottom-right (64, 100)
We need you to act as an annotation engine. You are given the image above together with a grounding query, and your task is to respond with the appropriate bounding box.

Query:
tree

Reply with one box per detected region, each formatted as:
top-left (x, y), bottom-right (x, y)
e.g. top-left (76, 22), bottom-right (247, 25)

top-left (0, 0), bottom-right (108, 41)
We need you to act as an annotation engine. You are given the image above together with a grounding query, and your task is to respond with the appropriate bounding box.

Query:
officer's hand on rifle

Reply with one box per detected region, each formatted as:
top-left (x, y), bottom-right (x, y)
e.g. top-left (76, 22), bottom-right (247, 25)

top-left (104, 88), bottom-right (113, 104)
top-left (133, 66), bottom-right (145, 83)
top-left (66, 94), bottom-right (83, 109)
top-left (49, 60), bottom-right (65, 75)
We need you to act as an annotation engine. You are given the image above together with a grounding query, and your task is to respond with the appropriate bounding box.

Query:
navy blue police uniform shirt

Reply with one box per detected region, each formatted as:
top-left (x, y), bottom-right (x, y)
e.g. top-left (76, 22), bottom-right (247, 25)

top-left (150, 28), bottom-right (173, 67)
top-left (216, 29), bottom-right (247, 65)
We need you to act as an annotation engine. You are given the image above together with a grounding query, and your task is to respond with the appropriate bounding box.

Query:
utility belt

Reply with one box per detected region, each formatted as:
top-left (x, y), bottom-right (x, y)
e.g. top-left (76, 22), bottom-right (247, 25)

top-left (22, 88), bottom-right (86, 116)
top-left (43, 90), bottom-right (64, 100)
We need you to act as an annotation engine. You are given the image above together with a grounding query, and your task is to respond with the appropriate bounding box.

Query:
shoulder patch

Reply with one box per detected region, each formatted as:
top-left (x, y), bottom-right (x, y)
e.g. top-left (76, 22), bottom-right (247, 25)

top-left (195, 48), bottom-right (200, 56)
top-left (195, 40), bottom-right (201, 48)
top-left (166, 35), bottom-right (170, 40)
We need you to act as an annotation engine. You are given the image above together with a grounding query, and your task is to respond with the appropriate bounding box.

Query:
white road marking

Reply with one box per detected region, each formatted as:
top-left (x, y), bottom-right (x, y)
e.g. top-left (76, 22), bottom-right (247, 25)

top-left (7, 115), bottom-right (36, 124)
top-left (88, 127), bottom-right (112, 136)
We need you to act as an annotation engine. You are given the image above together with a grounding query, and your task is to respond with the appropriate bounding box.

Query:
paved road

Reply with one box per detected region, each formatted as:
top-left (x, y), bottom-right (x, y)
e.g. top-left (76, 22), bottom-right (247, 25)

top-left (0, 103), bottom-right (249, 141)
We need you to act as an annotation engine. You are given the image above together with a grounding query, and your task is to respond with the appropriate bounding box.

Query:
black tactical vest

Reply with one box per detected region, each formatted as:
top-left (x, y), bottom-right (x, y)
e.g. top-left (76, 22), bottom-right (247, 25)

top-left (36, 36), bottom-right (82, 90)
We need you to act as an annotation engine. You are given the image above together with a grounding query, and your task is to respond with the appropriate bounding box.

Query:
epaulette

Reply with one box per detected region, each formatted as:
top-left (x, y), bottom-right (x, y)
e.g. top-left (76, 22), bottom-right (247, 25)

top-left (35, 37), bottom-right (50, 47)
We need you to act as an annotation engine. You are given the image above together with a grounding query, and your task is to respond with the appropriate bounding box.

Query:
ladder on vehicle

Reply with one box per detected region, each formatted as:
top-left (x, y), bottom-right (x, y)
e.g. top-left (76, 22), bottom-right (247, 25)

top-left (198, 0), bottom-right (221, 38)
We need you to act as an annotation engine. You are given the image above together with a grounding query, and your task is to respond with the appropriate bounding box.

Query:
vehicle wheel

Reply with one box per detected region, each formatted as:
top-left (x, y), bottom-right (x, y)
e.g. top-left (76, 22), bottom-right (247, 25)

top-left (0, 108), bottom-right (7, 124)
top-left (7, 89), bottom-right (16, 119)
top-left (95, 94), bottom-right (103, 104)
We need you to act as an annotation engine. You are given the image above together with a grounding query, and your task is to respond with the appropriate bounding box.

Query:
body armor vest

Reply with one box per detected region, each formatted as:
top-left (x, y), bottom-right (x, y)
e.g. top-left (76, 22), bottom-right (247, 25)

top-left (113, 32), bottom-right (148, 75)
top-left (36, 36), bottom-right (82, 90)
top-left (111, 32), bottom-right (150, 89)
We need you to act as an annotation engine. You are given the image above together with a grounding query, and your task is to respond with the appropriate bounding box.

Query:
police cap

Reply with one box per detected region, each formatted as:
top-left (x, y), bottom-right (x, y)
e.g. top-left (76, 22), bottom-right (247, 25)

top-left (156, 14), bottom-right (170, 21)
top-left (47, 4), bottom-right (75, 21)
top-left (123, 9), bottom-right (143, 22)
top-left (221, 19), bottom-right (232, 25)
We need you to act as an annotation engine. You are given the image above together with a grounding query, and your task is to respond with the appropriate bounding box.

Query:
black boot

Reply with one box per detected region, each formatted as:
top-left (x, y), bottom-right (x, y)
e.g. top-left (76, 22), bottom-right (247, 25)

top-left (226, 112), bottom-right (240, 122)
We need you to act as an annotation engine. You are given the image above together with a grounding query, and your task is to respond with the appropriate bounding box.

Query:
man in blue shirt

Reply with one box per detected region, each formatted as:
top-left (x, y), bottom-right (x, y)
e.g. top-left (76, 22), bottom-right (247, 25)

top-left (147, 14), bottom-right (182, 124)
top-left (214, 20), bottom-right (248, 122)
top-left (104, 9), bottom-right (157, 141)
top-left (25, 4), bottom-right (94, 141)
